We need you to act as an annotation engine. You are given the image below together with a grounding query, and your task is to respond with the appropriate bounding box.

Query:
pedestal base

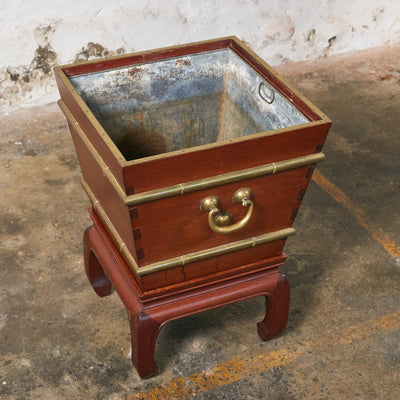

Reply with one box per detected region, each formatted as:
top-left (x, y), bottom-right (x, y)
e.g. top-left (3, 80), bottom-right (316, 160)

top-left (83, 209), bottom-right (290, 378)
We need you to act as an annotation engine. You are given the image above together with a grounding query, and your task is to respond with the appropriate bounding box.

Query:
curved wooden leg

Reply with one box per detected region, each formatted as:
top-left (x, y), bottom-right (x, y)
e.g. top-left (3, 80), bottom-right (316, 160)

top-left (257, 272), bottom-right (290, 341)
top-left (129, 310), bottom-right (161, 379)
top-left (83, 227), bottom-right (113, 297)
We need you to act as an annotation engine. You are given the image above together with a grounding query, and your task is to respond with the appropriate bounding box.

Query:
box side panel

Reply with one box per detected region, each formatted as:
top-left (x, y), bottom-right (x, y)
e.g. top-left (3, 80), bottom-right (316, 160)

top-left (66, 120), bottom-right (137, 261)
top-left (122, 122), bottom-right (329, 193)
top-left (140, 252), bottom-right (287, 294)
top-left (131, 165), bottom-right (312, 268)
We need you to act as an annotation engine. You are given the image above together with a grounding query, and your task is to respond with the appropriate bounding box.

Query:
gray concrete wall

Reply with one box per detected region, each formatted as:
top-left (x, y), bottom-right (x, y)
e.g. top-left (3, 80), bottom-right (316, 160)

top-left (1, 0), bottom-right (400, 112)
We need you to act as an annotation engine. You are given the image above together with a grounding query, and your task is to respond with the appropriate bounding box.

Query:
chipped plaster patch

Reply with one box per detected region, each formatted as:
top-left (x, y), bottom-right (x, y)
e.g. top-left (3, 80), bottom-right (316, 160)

top-left (0, 21), bottom-right (60, 112)
top-left (74, 42), bottom-right (125, 63)
top-left (0, 38), bottom-right (126, 113)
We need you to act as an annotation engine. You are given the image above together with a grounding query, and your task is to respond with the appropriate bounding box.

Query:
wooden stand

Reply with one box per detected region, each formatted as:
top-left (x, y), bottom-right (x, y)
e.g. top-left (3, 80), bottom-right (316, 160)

top-left (83, 208), bottom-right (290, 378)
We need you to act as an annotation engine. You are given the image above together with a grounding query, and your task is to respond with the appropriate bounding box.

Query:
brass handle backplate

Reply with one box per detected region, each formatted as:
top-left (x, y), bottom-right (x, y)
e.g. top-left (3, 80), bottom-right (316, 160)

top-left (200, 188), bottom-right (254, 234)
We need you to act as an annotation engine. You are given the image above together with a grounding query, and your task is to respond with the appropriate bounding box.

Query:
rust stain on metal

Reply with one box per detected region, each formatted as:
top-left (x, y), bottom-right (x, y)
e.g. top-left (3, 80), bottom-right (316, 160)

top-left (175, 58), bottom-right (191, 68)
top-left (128, 66), bottom-right (143, 76)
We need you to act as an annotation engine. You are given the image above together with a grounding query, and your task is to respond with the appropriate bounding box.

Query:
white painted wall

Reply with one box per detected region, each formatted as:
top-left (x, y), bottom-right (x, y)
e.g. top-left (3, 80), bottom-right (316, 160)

top-left (1, 0), bottom-right (399, 111)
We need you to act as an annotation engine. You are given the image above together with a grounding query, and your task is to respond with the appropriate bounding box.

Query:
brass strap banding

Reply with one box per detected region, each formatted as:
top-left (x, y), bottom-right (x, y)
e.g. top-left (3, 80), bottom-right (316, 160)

top-left (124, 152), bottom-right (325, 206)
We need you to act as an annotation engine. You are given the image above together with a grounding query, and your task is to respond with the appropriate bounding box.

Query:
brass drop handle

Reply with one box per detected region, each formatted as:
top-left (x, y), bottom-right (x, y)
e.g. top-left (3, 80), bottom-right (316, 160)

top-left (200, 188), bottom-right (254, 234)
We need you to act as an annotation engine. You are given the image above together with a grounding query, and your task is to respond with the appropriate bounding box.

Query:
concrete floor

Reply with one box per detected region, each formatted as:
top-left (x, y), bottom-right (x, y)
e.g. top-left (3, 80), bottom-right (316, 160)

top-left (1, 44), bottom-right (399, 400)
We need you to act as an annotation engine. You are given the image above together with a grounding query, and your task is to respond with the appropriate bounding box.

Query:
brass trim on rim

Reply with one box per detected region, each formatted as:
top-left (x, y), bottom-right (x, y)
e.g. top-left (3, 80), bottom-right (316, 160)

top-left (123, 151), bottom-right (325, 206)
top-left (60, 99), bottom-right (325, 207)
top-left (81, 180), bottom-right (296, 276)
top-left (140, 227), bottom-right (296, 276)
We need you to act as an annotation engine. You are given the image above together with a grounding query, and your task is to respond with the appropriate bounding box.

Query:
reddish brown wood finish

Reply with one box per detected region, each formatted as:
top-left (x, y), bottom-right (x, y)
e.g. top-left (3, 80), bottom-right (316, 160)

top-left (257, 273), bottom-right (290, 340)
top-left (121, 123), bottom-right (329, 193)
top-left (84, 208), bottom-right (290, 378)
top-left (134, 166), bottom-right (311, 267)
top-left (139, 239), bottom-right (286, 292)
top-left (65, 106), bottom-right (322, 291)
top-left (55, 37), bottom-right (330, 299)
top-left (67, 119), bottom-right (137, 261)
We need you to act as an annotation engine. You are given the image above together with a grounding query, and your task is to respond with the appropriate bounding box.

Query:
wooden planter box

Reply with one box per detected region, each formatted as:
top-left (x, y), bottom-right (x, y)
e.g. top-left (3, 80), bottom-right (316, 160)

top-left (55, 37), bottom-right (330, 377)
